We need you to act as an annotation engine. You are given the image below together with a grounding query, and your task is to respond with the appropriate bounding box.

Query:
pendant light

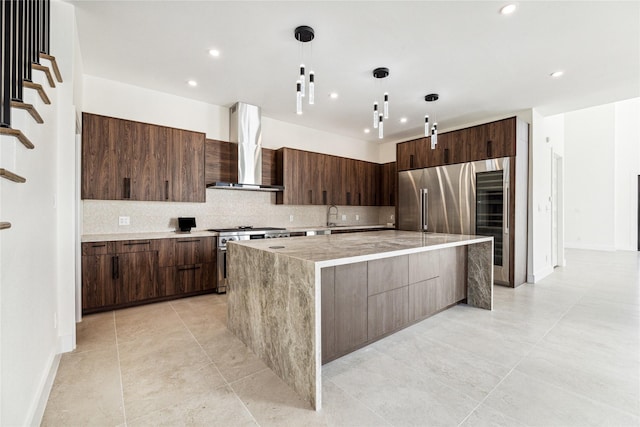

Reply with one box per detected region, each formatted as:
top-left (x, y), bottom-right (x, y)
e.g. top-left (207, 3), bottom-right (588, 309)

top-left (294, 26), bottom-right (315, 114)
top-left (373, 102), bottom-right (379, 128)
top-left (296, 80), bottom-right (302, 115)
top-left (425, 93), bottom-right (439, 149)
top-left (372, 67), bottom-right (389, 138)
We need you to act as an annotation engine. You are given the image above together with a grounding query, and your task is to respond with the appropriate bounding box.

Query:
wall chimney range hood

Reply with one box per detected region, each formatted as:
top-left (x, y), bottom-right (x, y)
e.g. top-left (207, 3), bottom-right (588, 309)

top-left (208, 102), bottom-right (284, 192)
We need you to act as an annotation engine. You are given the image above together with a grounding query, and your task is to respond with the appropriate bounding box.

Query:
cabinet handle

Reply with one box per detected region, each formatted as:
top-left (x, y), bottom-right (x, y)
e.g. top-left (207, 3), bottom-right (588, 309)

top-left (308, 189), bottom-right (313, 204)
top-left (390, 194), bottom-right (394, 206)
top-left (346, 192), bottom-right (351, 205)
top-left (124, 178), bottom-right (131, 199)
top-left (123, 241), bottom-right (150, 246)
top-left (178, 266), bottom-right (201, 271)
top-left (358, 193), bottom-right (361, 206)
top-left (165, 180), bottom-right (169, 200)
top-left (410, 154), bottom-right (414, 169)
top-left (322, 191), bottom-right (327, 205)
top-left (487, 140), bottom-right (493, 158)
top-left (112, 256), bottom-right (119, 280)
top-left (444, 148), bottom-right (450, 164)
top-left (91, 244), bottom-right (106, 248)
top-left (177, 239), bottom-right (200, 244)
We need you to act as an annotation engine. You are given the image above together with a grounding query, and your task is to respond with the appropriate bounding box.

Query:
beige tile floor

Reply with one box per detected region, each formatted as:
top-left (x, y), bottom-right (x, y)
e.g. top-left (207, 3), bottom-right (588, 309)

top-left (42, 249), bottom-right (640, 426)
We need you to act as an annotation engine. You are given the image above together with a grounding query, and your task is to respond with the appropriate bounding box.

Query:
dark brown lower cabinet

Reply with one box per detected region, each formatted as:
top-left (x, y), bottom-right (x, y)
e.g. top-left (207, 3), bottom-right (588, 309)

top-left (334, 263), bottom-right (368, 354)
top-left (174, 263), bottom-right (216, 294)
top-left (321, 248), bottom-right (468, 364)
top-left (117, 251), bottom-right (157, 304)
top-left (82, 237), bottom-right (217, 314)
top-left (408, 277), bottom-right (443, 321)
top-left (82, 254), bottom-right (117, 310)
top-left (368, 286), bottom-right (409, 340)
top-left (82, 251), bottom-right (157, 311)
top-left (440, 246), bottom-right (467, 303)
top-left (321, 268), bottom-right (337, 361)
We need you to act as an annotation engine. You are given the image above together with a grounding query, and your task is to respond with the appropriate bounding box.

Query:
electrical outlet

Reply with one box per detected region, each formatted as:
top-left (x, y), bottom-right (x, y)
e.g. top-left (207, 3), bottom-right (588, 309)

top-left (356, 214), bottom-right (360, 221)
top-left (289, 215), bottom-right (294, 222)
top-left (119, 216), bottom-right (130, 226)
top-left (341, 214), bottom-right (346, 220)
top-left (390, 214), bottom-right (394, 220)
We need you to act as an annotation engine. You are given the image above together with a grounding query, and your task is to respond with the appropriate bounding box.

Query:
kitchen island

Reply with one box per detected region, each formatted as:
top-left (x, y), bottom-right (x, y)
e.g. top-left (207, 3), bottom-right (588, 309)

top-left (227, 230), bottom-right (493, 410)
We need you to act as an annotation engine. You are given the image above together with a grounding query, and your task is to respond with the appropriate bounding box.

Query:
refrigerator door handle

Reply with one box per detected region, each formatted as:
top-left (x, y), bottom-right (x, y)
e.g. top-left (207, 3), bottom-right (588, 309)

top-left (421, 188), bottom-right (428, 231)
top-left (505, 183), bottom-right (509, 235)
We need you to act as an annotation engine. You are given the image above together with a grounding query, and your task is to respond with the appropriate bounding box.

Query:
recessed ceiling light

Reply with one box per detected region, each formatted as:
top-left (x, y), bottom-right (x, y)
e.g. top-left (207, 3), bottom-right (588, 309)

top-left (550, 70), bottom-right (564, 78)
top-left (500, 4), bottom-right (516, 15)
top-left (187, 80), bottom-right (198, 87)
top-left (208, 49), bottom-right (221, 57)
top-left (364, 128), bottom-right (370, 134)
top-left (329, 92), bottom-right (339, 99)
top-left (400, 117), bottom-right (408, 124)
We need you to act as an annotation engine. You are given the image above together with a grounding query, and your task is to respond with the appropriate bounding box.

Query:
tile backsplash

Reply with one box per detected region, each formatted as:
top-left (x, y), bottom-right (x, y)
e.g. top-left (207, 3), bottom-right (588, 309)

top-left (83, 189), bottom-right (396, 234)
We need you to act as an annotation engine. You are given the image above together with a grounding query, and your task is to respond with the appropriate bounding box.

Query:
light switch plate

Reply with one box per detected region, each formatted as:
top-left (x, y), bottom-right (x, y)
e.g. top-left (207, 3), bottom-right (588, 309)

top-left (341, 214), bottom-right (346, 220)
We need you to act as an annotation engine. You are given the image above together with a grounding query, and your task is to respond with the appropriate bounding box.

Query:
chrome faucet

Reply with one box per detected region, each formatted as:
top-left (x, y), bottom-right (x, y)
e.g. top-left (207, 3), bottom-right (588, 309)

top-left (327, 204), bottom-right (338, 227)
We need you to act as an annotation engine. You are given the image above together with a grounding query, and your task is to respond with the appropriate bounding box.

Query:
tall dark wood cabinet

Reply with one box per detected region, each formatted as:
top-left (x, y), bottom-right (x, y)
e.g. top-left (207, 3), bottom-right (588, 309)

top-left (81, 113), bottom-right (206, 202)
top-left (380, 162), bottom-right (396, 206)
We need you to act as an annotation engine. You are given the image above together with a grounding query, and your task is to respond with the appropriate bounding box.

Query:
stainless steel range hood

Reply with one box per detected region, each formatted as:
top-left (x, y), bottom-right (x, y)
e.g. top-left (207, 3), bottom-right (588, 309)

top-left (208, 102), bottom-right (284, 192)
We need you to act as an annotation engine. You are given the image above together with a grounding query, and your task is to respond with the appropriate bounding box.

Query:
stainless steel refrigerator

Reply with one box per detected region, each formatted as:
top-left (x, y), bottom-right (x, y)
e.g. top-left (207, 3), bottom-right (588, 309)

top-left (398, 158), bottom-right (511, 285)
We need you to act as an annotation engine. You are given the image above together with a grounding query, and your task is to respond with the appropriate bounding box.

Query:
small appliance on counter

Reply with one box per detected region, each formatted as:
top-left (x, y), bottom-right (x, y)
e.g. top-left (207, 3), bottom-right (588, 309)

top-left (177, 217), bottom-right (196, 233)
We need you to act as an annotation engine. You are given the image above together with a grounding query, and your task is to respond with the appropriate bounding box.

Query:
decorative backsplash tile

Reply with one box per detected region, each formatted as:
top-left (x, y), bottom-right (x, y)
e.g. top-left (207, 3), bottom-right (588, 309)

top-left (83, 190), bottom-right (393, 235)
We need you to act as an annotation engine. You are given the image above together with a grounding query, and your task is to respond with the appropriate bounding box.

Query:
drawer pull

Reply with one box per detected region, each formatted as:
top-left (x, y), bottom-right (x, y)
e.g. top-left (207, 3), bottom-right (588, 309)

top-left (124, 177), bottom-right (131, 199)
top-left (123, 241), bottom-right (150, 246)
top-left (112, 256), bottom-right (119, 280)
top-left (177, 240), bottom-right (200, 244)
top-left (91, 244), bottom-right (106, 248)
top-left (177, 266), bottom-right (201, 271)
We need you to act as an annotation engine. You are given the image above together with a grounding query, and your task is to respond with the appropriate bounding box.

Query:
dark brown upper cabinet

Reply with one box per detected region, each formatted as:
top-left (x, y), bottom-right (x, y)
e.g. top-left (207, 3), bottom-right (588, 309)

top-left (81, 113), bottom-right (205, 202)
top-left (397, 116), bottom-right (518, 172)
top-left (275, 147), bottom-right (385, 207)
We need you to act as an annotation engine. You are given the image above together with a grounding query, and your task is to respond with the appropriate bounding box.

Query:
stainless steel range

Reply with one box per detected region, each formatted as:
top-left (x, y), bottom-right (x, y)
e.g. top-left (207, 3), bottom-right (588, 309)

top-left (209, 226), bottom-right (289, 293)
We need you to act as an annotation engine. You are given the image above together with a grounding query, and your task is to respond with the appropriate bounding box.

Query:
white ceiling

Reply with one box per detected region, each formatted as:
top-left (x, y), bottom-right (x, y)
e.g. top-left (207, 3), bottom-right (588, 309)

top-left (70, 1), bottom-right (640, 143)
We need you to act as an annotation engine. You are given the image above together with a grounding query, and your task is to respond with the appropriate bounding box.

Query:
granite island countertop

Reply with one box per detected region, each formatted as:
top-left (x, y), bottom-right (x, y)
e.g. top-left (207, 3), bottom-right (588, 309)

top-left (227, 230), bottom-right (494, 411)
top-left (231, 230), bottom-right (493, 267)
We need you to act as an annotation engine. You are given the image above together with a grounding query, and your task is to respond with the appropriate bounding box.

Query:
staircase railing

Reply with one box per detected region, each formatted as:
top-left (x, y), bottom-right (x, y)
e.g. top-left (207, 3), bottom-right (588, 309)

top-left (1, 0), bottom-right (51, 129)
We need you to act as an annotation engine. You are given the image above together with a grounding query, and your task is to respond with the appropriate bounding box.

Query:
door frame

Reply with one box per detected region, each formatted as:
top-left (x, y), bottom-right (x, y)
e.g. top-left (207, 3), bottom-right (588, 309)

top-left (551, 153), bottom-right (565, 267)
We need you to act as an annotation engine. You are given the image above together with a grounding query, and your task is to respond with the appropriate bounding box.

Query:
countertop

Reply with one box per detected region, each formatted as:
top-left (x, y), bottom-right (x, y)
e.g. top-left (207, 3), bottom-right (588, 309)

top-left (81, 230), bottom-right (218, 242)
top-left (230, 230), bottom-right (493, 267)
top-left (81, 224), bottom-right (393, 243)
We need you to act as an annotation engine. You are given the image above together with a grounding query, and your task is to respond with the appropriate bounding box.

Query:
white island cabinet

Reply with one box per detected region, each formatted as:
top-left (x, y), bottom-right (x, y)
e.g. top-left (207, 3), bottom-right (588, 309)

top-left (227, 230), bottom-right (493, 410)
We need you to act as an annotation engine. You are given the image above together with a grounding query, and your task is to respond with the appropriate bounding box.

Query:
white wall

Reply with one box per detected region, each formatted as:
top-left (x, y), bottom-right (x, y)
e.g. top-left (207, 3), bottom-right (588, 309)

top-left (82, 76), bottom-right (377, 162)
top-left (564, 104), bottom-right (618, 250)
top-left (262, 117), bottom-right (378, 162)
top-left (614, 99), bottom-right (639, 251)
top-left (0, 1), bottom-right (78, 424)
top-left (82, 75), bottom-right (229, 141)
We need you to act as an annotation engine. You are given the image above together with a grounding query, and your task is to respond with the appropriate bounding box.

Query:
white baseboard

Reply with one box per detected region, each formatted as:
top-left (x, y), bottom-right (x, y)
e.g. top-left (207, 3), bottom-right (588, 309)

top-left (565, 242), bottom-right (616, 251)
top-left (26, 352), bottom-right (61, 427)
top-left (527, 265), bottom-right (555, 283)
top-left (58, 332), bottom-right (76, 353)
